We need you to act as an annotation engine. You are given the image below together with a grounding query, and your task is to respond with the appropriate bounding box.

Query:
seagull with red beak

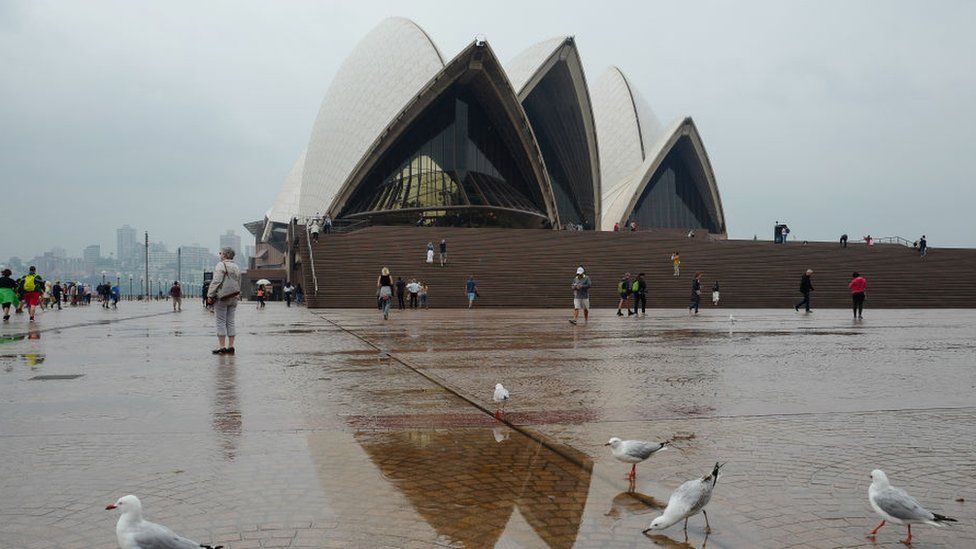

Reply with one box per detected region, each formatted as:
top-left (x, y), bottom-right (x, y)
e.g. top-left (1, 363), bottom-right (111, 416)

top-left (106, 495), bottom-right (223, 549)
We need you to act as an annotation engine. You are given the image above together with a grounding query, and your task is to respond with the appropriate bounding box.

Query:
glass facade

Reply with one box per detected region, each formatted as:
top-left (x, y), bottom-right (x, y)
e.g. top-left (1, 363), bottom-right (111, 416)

top-left (629, 136), bottom-right (721, 233)
top-left (521, 60), bottom-right (596, 228)
top-left (340, 84), bottom-right (550, 228)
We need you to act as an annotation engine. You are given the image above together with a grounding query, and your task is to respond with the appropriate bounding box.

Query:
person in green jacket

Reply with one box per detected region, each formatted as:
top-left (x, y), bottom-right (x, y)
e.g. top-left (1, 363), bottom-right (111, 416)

top-left (0, 268), bottom-right (19, 321)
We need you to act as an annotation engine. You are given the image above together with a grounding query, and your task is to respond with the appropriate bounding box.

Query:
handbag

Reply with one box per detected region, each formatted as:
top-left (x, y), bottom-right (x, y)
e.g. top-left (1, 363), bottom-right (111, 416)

top-left (212, 261), bottom-right (241, 302)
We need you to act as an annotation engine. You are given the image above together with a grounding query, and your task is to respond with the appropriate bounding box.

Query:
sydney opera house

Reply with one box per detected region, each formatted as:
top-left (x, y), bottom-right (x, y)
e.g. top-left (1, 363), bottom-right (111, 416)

top-left (250, 17), bottom-right (726, 252)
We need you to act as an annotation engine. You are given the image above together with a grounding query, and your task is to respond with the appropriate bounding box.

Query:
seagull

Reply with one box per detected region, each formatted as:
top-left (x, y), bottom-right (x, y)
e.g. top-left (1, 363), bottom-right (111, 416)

top-left (867, 469), bottom-right (957, 545)
top-left (106, 495), bottom-right (223, 549)
top-left (643, 462), bottom-right (724, 534)
top-left (493, 383), bottom-right (509, 418)
top-left (605, 437), bottom-right (670, 480)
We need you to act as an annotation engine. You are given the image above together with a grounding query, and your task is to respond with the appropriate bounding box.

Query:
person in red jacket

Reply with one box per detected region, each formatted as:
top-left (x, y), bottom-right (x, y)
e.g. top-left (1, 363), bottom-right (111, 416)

top-left (849, 272), bottom-right (867, 320)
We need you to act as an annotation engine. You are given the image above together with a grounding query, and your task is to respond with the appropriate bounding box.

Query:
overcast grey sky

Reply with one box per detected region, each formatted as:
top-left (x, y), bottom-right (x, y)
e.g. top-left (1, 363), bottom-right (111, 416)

top-left (2, 0), bottom-right (974, 259)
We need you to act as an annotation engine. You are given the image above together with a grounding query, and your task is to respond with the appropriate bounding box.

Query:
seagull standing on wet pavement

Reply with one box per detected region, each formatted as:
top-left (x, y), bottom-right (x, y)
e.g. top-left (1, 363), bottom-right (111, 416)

top-left (867, 469), bottom-right (957, 544)
top-left (493, 383), bottom-right (510, 418)
top-left (643, 462), bottom-right (724, 534)
top-left (605, 437), bottom-right (670, 480)
top-left (107, 495), bottom-right (223, 549)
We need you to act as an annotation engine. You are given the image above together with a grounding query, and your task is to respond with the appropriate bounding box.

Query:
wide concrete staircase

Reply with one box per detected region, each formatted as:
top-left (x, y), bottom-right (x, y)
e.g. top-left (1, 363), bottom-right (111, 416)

top-left (300, 227), bottom-right (976, 308)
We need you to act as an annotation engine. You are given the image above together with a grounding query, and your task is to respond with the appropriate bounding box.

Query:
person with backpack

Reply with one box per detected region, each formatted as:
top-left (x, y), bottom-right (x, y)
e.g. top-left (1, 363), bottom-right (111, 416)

top-left (616, 273), bottom-right (632, 316)
top-left (670, 251), bottom-right (681, 277)
top-left (18, 266), bottom-right (44, 322)
top-left (632, 273), bottom-right (647, 318)
top-left (0, 268), bottom-right (18, 321)
top-left (794, 269), bottom-right (814, 313)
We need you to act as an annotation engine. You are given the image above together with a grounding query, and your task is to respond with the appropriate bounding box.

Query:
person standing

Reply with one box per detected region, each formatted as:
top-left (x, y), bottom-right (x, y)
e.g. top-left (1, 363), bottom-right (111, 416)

top-left (419, 282), bottom-right (429, 309)
top-left (377, 267), bottom-right (394, 320)
top-left (439, 239), bottom-right (448, 267)
top-left (840, 234), bottom-right (848, 248)
top-left (294, 283), bottom-right (304, 305)
top-left (670, 251), bottom-right (681, 277)
top-left (17, 266), bottom-right (43, 322)
top-left (711, 281), bottom-right (721, 306)
top-left (570, 267), bottom-right (591, 325)
top-left (633, 272), bottom-right (647, 318)
top-left (323, 214), bottom-right (333, 234)
top-left (283, 281), bottom-right (294, 307)
top-left (794, 269), bottom-right (814, 313)
top-left (111, 282), bottom-right (120, 309)
top-left (309, 217), bottom-right (321, 243)
top-left (849, 272), bottom-right (866, 320)
top-left (781, 225), bottom-right (789, 244)
top-left (629, 220), bottom-right (638, 232)
top-left (51, 280), bottom-right (63, 310)
top-left (613, 222), bottom-right (620, 232)
top-left (395, 277), bottom-right (406, 310)
top-left (616, 273), bottom-right (632, 316)
top-left (0, 268), bottom-right (18, 321)
top-left (207, 247), bottom-right (242, 354)
top-left (689, 272), bottom-right (703, 314)
top-left (255, 285), bottom-right (266, 309)
top-left (169, 281), bottom-right (182, 311)
top-left (919, 235), bottom-right (927, 259)
top-left (407, 279), bottom-right (421, 309)
top-left (465, 275), bottom-right (478, 309)
top-left (426, 242), bottom-right (435, 264)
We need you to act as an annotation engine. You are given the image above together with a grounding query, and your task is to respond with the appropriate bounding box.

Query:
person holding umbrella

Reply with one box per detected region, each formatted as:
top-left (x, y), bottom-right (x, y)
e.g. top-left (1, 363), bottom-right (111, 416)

top-left (255, 278), bottom-right (271, 309)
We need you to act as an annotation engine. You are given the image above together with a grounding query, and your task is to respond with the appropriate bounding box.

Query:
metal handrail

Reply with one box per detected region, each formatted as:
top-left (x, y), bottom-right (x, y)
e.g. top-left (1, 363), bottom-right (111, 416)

top-left (301, 221), bottom-right (319, 295)
top-left (872, 236), bottom-right (914, 247)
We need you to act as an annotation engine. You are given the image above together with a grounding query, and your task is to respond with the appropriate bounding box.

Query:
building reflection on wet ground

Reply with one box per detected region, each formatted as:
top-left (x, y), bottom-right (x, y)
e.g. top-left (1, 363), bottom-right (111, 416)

top-left (0, 304), bottom-right (973, 548)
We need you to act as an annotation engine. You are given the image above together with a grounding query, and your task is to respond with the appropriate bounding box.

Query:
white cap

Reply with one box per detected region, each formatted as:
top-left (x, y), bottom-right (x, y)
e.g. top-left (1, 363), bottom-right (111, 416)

top-left (576, 267), bottom-right (585, 275)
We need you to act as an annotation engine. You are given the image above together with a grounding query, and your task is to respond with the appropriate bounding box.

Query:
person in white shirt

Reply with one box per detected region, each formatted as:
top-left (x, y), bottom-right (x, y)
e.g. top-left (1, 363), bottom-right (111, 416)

top-left (406, 279), bottom-right (422, 309)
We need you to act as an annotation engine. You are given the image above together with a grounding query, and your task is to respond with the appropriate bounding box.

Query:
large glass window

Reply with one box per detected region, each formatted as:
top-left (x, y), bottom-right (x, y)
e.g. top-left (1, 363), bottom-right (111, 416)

top-left (629, 137), bottom-right (719, 233)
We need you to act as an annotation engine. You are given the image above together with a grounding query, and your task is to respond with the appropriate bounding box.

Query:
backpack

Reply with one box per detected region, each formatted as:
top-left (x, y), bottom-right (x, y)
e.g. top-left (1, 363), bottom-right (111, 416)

top-left (632, 279), bottom-right (640, 293)
top-left (23, 274), bottom-right (37, 292)
top-left (617, 280), bottom-right (627, 293)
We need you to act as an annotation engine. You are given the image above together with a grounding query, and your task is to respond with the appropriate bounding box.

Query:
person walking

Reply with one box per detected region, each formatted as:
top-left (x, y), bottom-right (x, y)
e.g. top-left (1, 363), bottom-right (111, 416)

top-left (439, 239), bottom-right (448, 266)
top-left (419, 282), bottom-right (429, 309)
top-left (283, 281), bottom-right (294, 307)
top-left (51, 280), bottom-right (63, 310)
top-left (395, 277), bottom-right (406, 310)
top-left (407, 279), bottom-right (421, 309)
top-left (426, 242), bottom-right (435, 264)
top-left (294, 283), bottom-right (304, 305)
top-left (111, 283), bottom-right (120, 309)
top-left (169, 281), bottom-right (182, 311)
top-left (711, 281), bottom-right (720, 306)
top-left (689, 272), bottom-right (703, 314)
top-left (629, 220), bottom-right (638, 232)
top-left (570, 267), bottom-right (591, 325)
top-left (377, 267), bottom-right (394, 320)
top-left (616, 273), bottom-right (632, 316)
top-left (670, 251), bottom-right (681, 277)
top-left (255, 285), bottom-right (266, 309)
top-left (207, 247), bottom-right (242, 354)
top-left (613, 222), bottom-right (620, 232)
top-left (465, 275), bottom-right (478, 309)
top-left (794, 269), bottom-right (814, 313)
top-left (919, 235), bottom-right (927, 259)
top-left (0, 268), bottom-right (18, 321)
top-left (323, 214), bottom-right (333, 234)
top-left (849, 271), bottom-right (866, 320)
top-left (633, 272), bottom-right (647, 318)
top-left (840, 234), bottom-right (848, 248)
top-left (309, 217), bottom-right (321, 243)
top-left (17, 266), bottom-right (43, 322)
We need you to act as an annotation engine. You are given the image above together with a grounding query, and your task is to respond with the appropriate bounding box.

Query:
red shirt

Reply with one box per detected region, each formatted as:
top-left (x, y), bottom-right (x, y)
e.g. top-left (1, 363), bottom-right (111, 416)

top-left (849, 277), bottom-right (866, 293)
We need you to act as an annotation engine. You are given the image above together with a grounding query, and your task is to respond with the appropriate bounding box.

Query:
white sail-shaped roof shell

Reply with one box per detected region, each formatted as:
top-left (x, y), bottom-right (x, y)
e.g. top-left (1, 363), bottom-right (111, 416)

top-left (297, 17), bottom-right (445, 218)
top-left (506, 36), bottom-right (567, 95)
top-left (592, 66), bottom-right (663, 202)
top-left (266, 150), bottom-right (306, 224)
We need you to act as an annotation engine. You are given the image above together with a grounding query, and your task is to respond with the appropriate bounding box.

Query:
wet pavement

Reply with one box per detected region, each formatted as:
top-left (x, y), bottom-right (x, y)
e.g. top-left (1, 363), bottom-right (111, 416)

top-left (0, 303), bottom-right (973, 548)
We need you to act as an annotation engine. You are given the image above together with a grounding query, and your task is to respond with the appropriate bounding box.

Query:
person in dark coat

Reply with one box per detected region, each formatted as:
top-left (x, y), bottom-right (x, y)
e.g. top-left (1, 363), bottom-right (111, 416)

top-left (794, 269), bottom-right (814, 313)
top-left (689, 272), bottom-right (703, 314)
top-left (395, 277), bottom-right (406, 310)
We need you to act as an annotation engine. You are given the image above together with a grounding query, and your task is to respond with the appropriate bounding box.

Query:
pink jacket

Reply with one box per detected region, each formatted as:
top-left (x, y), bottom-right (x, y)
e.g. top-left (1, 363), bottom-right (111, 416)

top-left (849, 277), bottom-right (867, 293)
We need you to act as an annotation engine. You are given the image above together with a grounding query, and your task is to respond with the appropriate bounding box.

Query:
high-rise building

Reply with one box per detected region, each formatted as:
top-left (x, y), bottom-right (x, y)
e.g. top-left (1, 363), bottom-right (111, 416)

top-left (117, 224), bottom-right (137, 264)
top-left (83, 245), bottom-right (101, 273)
top-left (219, 230), bottom-right (245, 269)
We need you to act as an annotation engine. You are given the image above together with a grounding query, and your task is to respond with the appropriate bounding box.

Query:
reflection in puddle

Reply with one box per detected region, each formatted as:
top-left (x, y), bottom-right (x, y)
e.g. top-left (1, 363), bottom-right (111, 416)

top-left (211, 356), bottom-right (241, 460)
top-left (0, 353), bottom-right (45, 371)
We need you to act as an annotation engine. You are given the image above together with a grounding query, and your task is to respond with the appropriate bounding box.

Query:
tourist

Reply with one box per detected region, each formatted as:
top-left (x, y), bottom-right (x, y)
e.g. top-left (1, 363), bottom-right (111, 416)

top-left (255, 285), bottom-right (266, 308)
top-left (426, 242), bottom-right (435, 264)
top-left (169, 281), bottom-right (182, 312)
top-left (633, 272), bottom-right (647, 318)
top-left (794, 269), bottom-right (814, 313)
top-left (613, 222), bottom-right (620, 232)
top-left (849, 271), bottom-right (867, 320)
top-left (419, 282), bottom-right (429, 309)
top-left (616, 273), bottom-right (632, 316)
top-left (711, 281), bottom-right (720, 306)
top-left (283, 281), bottom-right (294, 307)
top-left (111, 283), bottom-right (120, 309)
top-left (18, 266), bottom-right (43, 322)
top-left (41, 281), bottom-right (52, 310)
top-left (840, 233), bottom-right (848, 248)
top-left (465, 275), bottom-right (478, 309)
top-left (395, 277), bottom-right (406, 310)
top-left (323, 214), bottom-right (333, 234)
top-left (919, 235), bottom-right (927, 259)
top-left (781, 225), bottom-right (789, 244)
top-left (629, 220), bottom-right (637, 232)
top-left (0, 268), bottom-right (18, 321)
top-left (377, 267), bottom-right (394, 320)
top-left (309, 217), bottom-right (321, 243)
top-left (51, 280), bottom-right (63, 310)
top-left (570, 266), bottom-right (591, 325)
top-left (439, 239), bottom-right (447, 266)
top-left (689, 272), bottom-right (703, 314)
top-left (407, 278), bottom-right (421, 309)
top-left (863, 234), bottom-right (873, 246)
top-left (207, 247), bottom-right (242, 354)
top-left (670, 251), bottom-right (681, 277)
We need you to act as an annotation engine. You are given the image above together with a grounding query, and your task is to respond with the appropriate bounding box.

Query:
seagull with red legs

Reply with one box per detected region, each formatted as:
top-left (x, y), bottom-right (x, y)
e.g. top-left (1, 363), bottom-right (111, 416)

top-left (492, 383), bottom-right (509, 418)
top-left (867, 469), bottom-right (957, 545)
top-left (605, 437), bottom-right (670, 480)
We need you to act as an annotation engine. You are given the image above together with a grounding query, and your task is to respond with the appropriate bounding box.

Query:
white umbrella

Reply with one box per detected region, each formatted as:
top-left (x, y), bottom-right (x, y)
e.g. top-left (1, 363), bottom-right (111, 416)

top-left (255, 279), bottom-right (271, 286)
